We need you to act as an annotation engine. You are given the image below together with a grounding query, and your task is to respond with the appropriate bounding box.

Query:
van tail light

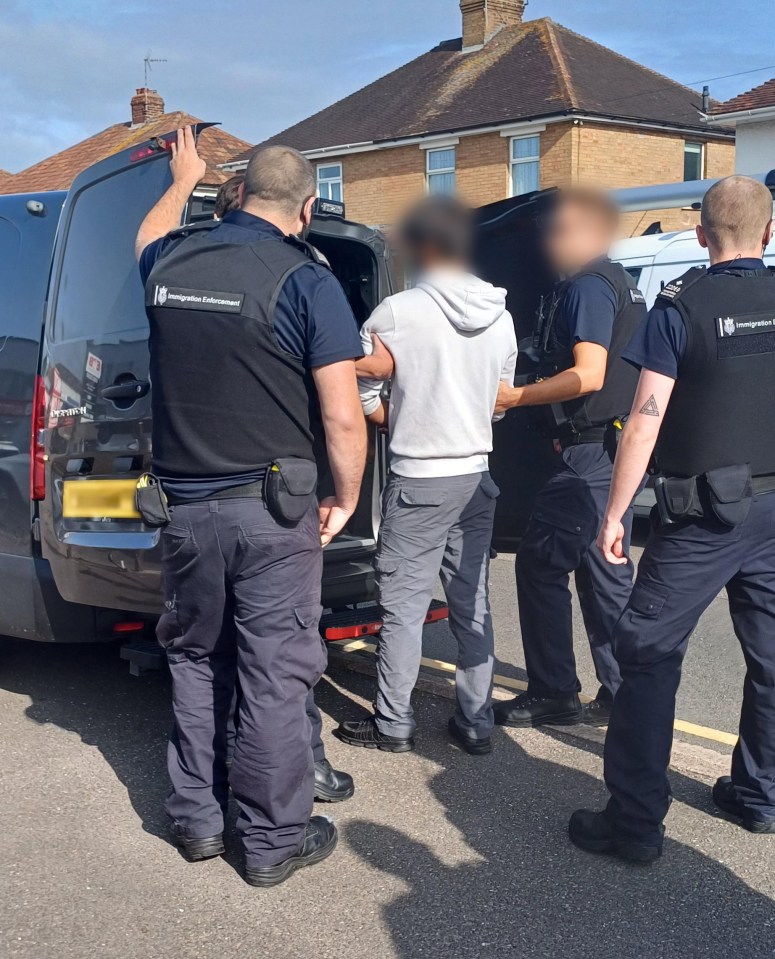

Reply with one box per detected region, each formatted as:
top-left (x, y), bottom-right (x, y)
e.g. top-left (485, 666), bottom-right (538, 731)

top-left (30, 375), bottom-right (46, 501)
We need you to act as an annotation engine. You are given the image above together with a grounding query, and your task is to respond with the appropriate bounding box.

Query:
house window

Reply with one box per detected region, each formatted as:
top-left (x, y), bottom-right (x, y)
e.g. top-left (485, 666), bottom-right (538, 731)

top-left (510, 134), bottom-right (540, 196)
top-left (683, 142), bottom-right (704, 182)
top-left (427, 148), bottom-right (456, 194)
top-left (317, 163), bottom-right (343, 202)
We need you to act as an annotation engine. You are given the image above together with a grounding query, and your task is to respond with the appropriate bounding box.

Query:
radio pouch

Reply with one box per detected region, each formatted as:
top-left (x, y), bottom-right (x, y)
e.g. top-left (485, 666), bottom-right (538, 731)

top-left (135, 473), bottom-right (171, 528)
top-left (704, 464), bottom-right (753, 528)
top-left (264, 458), bottom-right (318, 526)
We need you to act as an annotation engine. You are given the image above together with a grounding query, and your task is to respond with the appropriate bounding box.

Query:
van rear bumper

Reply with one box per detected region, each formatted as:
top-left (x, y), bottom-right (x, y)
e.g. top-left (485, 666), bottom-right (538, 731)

top-left (322, 554), bottom-right (376, 607)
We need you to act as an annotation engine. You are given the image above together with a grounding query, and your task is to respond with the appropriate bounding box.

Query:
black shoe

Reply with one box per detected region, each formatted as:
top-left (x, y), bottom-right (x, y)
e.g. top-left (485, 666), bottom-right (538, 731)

top-left (334, 716), bottom-right (415, 752)
top-left (171, 822), bottom-right (225, 862)
top-left (493, 692), bottom-right (582, 728)
top-left (314, 759), bottom-right (355, 803)
top-left (712, 777), bottom-right (775, 834)
top-left (245, 816), bottom-right (338, 888)
top-left (569, 809), bottom-right (662, 864)
top-left (581, 698), bottom-right (613, 727)
top-left (447, 716), bottom-right (492, 755)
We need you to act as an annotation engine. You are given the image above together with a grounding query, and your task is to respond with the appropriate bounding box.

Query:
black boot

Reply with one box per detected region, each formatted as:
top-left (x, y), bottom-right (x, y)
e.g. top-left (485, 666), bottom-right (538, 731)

top-left (447, 716), bottom-right (492, 755)
top-left (569, 809), bottom-right (662, 864)
top-left (245, 816), bottom-right (338, 888)
top-left (493, 692), bottom-right (582, 728)
top-left (171, 822), bottom-right (225, 862)
top-left (713, 777), bottom-right (775, 834)
top-left (314, 759), bottom-right (355, 802)
top-left (334, 716), bottom-right (415, 752)
top-left (581, 697), bottom-right (612, 727)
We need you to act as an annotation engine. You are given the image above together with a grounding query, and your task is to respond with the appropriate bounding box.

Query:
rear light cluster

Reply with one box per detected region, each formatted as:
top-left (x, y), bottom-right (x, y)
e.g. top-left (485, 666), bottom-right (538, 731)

top-left (30, 375), bottom-right (46, 501)
top-left (129, 137), bottom-right (171, 163)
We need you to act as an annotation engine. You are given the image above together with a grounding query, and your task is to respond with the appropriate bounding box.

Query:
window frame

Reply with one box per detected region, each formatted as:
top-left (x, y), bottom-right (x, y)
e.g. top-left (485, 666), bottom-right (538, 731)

top-left (683, 141), bottom-right (705, 182)
top-left (426, 147), bottom-right (456, 195)
top-left (317, 162), bottom-right (343, 202)
top-left (509, 133), bottom-right (541, 198)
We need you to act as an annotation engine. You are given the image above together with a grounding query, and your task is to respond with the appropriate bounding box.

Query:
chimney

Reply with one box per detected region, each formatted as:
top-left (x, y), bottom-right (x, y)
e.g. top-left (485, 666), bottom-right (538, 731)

top-left (460, 0), bottom-right (526, 49)
top-left (131, 87), bottom-right (165, 126)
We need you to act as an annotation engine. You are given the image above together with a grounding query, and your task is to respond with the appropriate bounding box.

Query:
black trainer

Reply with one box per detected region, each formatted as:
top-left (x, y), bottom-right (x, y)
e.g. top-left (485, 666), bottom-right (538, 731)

top-left (493, 692), bottom-right (582, 728)
top-left (712, 776), bottom-right (775, 834)
top-left (334, 716), bottom-right (415, 752)
top-left (569, 809), bottom-right (662, 864)
top-left (314, 759), bottom-right (355, 803)
top-left (581, 697), bottom-right (613, 727)
top-left (171, 822), bottom-right (225, 862)
top-left (447, 716), bottom-right (492, 755)
top-left (245, 816), bottom-right (338, 888)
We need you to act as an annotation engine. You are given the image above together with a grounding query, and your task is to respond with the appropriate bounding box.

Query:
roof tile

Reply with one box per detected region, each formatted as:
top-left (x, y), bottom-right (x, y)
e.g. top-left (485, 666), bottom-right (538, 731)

top-left (711, 78), bottom-right (775, 115)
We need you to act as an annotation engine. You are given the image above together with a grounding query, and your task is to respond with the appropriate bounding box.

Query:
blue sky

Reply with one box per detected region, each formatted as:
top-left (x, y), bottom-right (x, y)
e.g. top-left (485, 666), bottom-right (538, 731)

top-left (1, 0), bottom-right (774, 172)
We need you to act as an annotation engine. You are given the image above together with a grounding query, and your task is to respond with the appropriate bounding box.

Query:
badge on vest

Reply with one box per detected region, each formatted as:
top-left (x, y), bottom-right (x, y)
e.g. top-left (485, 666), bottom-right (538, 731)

top-left (629, 288), bottom-right (646, 305)
top-left (152, 285), bottom-right (245, 313)
top-left (716, 313), bottom-right (775, 337)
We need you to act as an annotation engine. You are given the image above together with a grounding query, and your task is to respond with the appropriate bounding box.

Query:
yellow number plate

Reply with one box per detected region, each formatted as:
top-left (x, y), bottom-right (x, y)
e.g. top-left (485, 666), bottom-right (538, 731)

top-left (62, 479), bottom-right (142, 519)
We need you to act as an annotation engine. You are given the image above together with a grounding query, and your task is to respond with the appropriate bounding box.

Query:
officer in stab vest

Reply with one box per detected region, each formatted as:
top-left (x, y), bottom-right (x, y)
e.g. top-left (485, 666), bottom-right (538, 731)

top-left (570, 175), bottom-right (775, 863)
top-left (494, 190), bottom-right (646, 728)
top-left (135, 128), bottom-right (366, 886)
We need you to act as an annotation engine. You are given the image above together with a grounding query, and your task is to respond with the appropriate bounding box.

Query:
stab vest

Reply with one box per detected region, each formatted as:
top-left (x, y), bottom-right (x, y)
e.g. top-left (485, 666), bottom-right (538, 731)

top-left (538, 259), bottom-right (645, 434)
top-left (144, 224), bottom-right (321, 477)
top-left (653, 265), bottom-right (775, 478)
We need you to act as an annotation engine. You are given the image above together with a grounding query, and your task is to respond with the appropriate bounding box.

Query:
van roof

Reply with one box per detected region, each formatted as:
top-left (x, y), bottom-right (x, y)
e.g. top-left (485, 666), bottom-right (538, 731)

top-left (610, 228), bottom-right (697, 261)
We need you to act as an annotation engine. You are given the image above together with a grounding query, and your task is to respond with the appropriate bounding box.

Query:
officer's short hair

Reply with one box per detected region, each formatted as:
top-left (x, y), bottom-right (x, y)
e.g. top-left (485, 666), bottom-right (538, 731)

top-left (701, 176), bottom-right (774, 251)
top-left (399, 195), bottom-right (473, 262)
top-left (243, 146), bottom-right (316, 217)
top-left (556, 188), bottom-right (620, 236)
top-left (214, 175), bottom-right (243, 219)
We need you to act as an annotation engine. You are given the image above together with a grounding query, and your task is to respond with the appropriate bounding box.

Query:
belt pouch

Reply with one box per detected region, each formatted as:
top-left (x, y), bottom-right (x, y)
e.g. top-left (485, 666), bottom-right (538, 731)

top-left (704, 464), bottom-right (753, 528)
top-left (263, 458), bottom-right (318, 526)
top-left (135, 473), bottom-right (171, 527)
top-left (654, 475), bottom-right (700, 527)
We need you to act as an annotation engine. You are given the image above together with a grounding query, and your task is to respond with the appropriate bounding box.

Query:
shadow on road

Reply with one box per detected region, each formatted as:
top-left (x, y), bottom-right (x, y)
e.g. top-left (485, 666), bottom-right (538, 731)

top-left (317, 669), bottom-right (775, 959)
top-left (2, 637), bottom-right (772, 958)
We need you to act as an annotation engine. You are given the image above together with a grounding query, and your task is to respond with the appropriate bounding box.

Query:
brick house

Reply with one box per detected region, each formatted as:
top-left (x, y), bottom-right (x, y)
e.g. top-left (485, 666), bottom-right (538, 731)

top-left (225, 0), bottom-right (734, 236)
top-left (0, 88), bottom-right (250, 205)
top-left (705, 78), bottom-right (775, 176)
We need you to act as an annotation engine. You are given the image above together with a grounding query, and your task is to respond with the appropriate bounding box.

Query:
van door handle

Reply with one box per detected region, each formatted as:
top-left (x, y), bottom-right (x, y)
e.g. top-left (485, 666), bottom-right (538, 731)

top-left (101, 379), bottom-right (150, 400)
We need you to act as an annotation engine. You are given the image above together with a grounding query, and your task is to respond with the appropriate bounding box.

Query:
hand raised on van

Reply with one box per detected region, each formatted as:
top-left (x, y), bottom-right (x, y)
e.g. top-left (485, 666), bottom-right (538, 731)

top-left (169, 126), bottom-right (207, 189)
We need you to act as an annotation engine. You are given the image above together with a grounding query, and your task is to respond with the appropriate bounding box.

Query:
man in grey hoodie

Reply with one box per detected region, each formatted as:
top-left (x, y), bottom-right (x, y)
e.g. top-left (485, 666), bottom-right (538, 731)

top-left (335, 196), bottom-right (518, 755)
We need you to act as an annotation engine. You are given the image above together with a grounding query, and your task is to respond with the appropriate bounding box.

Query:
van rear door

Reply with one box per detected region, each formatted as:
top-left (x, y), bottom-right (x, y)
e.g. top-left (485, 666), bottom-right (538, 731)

top-left (38, 134), bottom-right (179, 613)
top-left (472, 190), bottom-right (558, 548)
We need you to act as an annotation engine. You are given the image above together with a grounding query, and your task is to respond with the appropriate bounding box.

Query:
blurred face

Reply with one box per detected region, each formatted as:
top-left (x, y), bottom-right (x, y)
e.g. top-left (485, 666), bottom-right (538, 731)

top-left (545, 200), bottom-right (611, 277)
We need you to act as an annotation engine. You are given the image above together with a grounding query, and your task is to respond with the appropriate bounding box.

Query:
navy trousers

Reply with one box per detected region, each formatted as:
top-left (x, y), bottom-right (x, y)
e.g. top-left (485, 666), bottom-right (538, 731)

top-left (605, 492), bottom-right (775, 843)
top-left (157, 497), bottom-right (326, 870)
top-left (516, 444), bottom-right (635, 701)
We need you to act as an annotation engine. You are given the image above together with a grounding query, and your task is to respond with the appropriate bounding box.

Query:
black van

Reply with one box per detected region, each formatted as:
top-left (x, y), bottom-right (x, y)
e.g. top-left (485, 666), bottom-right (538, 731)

top-left (0, 127), bottom-right (555, 644)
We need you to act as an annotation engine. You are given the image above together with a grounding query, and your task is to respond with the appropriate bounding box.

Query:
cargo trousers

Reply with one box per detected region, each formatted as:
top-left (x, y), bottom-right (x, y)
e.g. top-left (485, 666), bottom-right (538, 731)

top-left (374, 471), bottom-right (499, 739)
top-left (605, 491), bottom-right (775, 843)
top-left (157, 497), bottom-right (326, 870)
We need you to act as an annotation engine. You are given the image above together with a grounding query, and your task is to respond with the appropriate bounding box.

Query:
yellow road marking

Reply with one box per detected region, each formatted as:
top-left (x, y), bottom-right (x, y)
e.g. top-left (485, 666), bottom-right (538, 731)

top-left (332, 639), bottom-right (739, 747)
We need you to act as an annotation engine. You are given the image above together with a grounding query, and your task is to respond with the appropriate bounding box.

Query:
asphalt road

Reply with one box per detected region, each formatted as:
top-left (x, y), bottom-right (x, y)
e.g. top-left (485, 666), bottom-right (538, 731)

top-left (2, 637), bottom-right (774, 959)
top-left (423, 520), bottom-right (745, 747)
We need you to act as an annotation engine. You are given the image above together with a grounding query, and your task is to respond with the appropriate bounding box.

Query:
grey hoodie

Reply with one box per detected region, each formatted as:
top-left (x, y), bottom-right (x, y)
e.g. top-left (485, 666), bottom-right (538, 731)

top-left (359, 269), bottom-right (518, 478)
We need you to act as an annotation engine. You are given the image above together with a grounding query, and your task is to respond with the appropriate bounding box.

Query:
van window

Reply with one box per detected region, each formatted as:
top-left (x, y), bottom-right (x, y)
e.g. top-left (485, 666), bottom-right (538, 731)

top-left (624, 266), bottom-right (643, 286)
top-left (52, 160), bottom-right (172, 342)
top-left (0, 217), bottom-right (22, 337)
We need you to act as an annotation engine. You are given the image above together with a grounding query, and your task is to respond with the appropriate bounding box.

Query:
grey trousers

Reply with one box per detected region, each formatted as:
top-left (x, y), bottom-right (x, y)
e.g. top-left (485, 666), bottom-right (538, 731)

top-left (374, 472), bottom-right (499, 739)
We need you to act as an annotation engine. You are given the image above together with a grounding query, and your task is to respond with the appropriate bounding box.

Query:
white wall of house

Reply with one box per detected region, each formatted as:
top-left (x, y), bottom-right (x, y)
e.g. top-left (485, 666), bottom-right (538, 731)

top-left (733, 119), bottom-right (775, 174)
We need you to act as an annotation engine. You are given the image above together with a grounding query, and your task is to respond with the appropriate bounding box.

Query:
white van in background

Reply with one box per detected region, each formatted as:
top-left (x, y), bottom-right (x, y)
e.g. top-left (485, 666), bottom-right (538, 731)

top-left (611, 228), bottom-right (775, 308)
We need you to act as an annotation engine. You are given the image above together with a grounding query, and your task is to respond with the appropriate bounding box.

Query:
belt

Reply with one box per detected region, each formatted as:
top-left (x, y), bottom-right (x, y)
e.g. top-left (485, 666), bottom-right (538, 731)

top-left (165, 477), bottom-right (266, 507)
top-left (753, 474), bottom-right (775, 495)
top-left (556, 426), bottom-right (608, 449)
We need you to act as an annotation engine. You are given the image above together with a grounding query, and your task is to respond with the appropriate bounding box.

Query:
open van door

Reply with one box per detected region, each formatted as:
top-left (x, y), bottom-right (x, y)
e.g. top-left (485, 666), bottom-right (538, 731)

top-left (38, 130), bottom-right (183, 614)
top-left (39, 137), bottom-right (390, 617)
top-left (473, 190), bottom-right (558, 550)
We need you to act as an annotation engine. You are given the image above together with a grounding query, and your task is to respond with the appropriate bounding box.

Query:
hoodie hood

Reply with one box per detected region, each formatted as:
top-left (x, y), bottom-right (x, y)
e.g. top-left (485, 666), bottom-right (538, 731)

top-left (416, 270), bottom-right (508, 333)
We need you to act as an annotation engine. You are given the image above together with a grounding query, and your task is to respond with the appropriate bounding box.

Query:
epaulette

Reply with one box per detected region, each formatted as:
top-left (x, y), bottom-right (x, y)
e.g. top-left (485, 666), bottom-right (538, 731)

top-left (165, 219), bottom-right (220, 240)
top-left (283, 234), bottom-right (332, 270)
top-left (655, 266), bottom-right (707, 304)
